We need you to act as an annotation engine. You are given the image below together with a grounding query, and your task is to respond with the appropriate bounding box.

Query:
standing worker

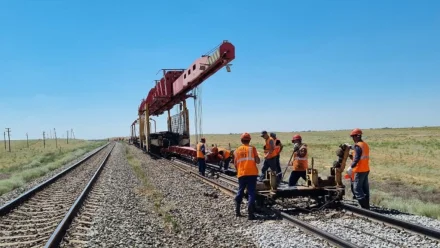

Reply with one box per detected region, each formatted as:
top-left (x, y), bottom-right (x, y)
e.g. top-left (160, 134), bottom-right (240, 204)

top-left (258, 131), bottom-right (278, 181)
top-left (234, 133), bottom-right (261, 220)
top-left (288, 134), bottom-right (309, 186)
top-left (270, 133), bottom-right (283, 183)
top-left (346, 128), bottom-right (370, 209)
top-left (196, 137), bottom-right (207, 176)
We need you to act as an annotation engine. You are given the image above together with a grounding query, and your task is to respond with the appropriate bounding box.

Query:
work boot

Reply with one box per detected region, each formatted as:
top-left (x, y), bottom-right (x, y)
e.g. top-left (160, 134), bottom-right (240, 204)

top-left (235, 201), bottom-right (242, 217)
top-left (358, 198), bottom-right (369, 209)
top-left (247, 205), bottom-right (255, 220)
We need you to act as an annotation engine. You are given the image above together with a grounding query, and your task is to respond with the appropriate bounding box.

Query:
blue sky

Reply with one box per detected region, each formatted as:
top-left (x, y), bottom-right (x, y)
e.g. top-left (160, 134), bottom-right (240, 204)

top-left (1, 0), bottom-right (439, 140)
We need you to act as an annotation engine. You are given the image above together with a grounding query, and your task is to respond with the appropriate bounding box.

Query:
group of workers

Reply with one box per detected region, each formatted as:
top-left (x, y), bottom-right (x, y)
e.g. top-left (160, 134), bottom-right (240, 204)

top-left (196, 128), bottom-right (370, 220)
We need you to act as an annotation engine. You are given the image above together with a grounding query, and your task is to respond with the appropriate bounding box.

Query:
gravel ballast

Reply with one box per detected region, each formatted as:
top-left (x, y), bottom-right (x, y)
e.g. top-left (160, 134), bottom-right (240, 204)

top-left (298, 212), bottom-right (440, 248)
top-left (85, 142), bottom-right (176, 247)
top-left (0, 143), bottom-right (107, 206)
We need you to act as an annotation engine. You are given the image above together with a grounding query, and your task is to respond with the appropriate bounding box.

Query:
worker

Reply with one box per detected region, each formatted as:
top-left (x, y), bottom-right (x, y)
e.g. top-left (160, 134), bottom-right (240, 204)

top-left (346, 128), bottom-right (370, 209)
top-left (258, 131), bottom-right (278, 181)
top-left (288, 134), bottom-right (308, 186)
top-left (270, 132), bottom-right (283, 183)
top-left (196, 137), bottom-right (207, 176)
top-left (234, 132), bottom-right (261, 220)
top-left (218, 148), bottom-right (232, 171)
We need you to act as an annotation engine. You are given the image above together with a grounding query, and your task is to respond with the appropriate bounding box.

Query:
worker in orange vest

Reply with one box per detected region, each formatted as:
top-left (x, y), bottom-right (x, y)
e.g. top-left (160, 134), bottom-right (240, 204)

top-left (218, 148), bottom-right (232, 171)
top-left (346, 128), bottom-right (370, 209)
top-left (270, 132), bottom-right (283, 183)
top-left (258, 131), bottom-right (278, 181)
top-left (234, 132), bottom-right (261, 220)
top-left (196, 137), bottom-right (207, 176)
top-left (288, 134), bottom-right (308, 186)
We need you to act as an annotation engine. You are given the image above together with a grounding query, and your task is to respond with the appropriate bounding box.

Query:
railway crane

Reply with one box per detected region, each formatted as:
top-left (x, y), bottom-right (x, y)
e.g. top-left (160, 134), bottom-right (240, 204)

top-left (130, 40), bottom-right (235, 166)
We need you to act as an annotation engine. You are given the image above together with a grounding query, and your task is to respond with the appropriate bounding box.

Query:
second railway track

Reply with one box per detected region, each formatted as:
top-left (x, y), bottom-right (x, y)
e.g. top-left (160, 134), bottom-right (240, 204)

top-left (0, 142), bottom-right (114, 248)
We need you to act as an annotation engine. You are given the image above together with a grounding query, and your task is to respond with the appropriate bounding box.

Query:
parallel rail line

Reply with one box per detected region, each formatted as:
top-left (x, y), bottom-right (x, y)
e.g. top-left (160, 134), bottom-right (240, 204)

top-left (0, 142), bottom-right (115, 248)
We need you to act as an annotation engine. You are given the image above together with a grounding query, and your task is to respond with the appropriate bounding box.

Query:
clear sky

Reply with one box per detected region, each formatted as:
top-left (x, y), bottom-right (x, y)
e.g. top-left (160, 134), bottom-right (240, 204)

top-left (1, 0), bottom-right (439, 140)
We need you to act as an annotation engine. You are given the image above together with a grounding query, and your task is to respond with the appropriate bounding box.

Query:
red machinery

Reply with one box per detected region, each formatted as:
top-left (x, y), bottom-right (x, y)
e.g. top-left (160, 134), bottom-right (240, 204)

top-left (131, 40), bottom-right (235, 164)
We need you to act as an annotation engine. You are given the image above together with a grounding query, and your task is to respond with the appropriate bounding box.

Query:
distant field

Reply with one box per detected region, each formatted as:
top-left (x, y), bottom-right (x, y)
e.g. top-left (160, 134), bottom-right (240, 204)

top-left (0, 139), bottom-right (106, 195)
top-left (191, 126), bottom-right (440, 219)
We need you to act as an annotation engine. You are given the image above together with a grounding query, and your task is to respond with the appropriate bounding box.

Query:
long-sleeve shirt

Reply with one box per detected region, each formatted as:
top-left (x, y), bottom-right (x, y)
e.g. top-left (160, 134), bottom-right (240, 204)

top-left (350, 145), bottom-right (362, 168)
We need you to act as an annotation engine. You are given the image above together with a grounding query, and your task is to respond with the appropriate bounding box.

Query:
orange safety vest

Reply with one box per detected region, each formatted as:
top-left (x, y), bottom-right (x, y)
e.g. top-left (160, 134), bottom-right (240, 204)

top-left (196, 143), bottom-right (205, 159)
top-left (234, 145), bottom-right (258, 178)
top-left (352, 141), bottom-right (370, 173)
top-left (292, 144), bottom-right (308, 171)
top-left (223, 150), bottom-right (231, 159)
top-left (264, 137), bottom-right (276, 159)
top-left (273, 138), bottom-right (282, 156)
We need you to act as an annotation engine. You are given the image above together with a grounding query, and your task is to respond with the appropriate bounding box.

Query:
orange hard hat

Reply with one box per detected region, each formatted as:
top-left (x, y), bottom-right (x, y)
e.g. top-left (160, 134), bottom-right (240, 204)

top-left (241, 132), bottom-right (251, 140)
top-left (292, 134), bottom-right (302, 141)
top-left (350, 128), bottom-right (362, 136)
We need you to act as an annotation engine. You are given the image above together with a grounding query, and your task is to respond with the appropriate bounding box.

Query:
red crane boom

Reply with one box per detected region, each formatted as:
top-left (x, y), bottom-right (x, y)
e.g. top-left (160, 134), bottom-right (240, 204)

top-left (139, 40), bottom-right (235, 116)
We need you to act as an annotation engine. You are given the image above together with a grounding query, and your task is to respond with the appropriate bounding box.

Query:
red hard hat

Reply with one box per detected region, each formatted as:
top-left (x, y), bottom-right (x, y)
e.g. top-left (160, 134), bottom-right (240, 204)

top-left (241, 132), bottom-right (251, 140)
top-left (292, 134), bottom-right (302, 141)
top-left (350, 128), bottom-right (362, 136)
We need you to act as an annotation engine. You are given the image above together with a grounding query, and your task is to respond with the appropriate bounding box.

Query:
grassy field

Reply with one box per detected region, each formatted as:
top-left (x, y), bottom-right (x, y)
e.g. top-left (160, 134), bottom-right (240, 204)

top-left (191, 126), bottom-right (440, 219)
top-left (0, 139), bottom-right (106, 195)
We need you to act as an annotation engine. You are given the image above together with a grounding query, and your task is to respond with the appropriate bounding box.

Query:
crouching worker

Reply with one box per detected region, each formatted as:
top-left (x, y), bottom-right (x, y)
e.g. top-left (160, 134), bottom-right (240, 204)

top-left (288, 134), bottom-right (308, 186)
top-left (218, 148), bottom-right (232, 171)
top-left (234, 133), bottom-right (260, 220)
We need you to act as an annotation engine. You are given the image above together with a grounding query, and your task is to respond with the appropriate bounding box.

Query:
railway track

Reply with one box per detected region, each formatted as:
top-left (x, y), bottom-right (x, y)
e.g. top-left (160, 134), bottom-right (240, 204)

top-left (0, 143), bottom-right (114, 248)
top-left (154, 154), bottom-right (440, 248)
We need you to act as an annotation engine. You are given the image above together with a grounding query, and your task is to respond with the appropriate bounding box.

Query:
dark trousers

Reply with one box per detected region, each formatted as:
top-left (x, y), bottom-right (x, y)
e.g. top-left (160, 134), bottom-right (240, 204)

top-left (353, 171), bottom-right (370, 200)
top-left (221, 158), bottom-right (231, 170)
top-left (288, 170), bottom-right (307, 186)
top-left (197, 158), bottom-right (206, 176)
top-left (275, 155), bottom-right (282, 183)
top-left (235, 176), bottom-right (257, 207)
top-left (259, 157), bottom-right (277, 180)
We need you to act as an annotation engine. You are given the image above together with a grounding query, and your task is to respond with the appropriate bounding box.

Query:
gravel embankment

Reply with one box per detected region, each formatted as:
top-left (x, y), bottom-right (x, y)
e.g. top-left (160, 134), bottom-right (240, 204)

top-left (297, 212), bottom-right (440, 248)
top-left (383, 213), bottom-right (440, 230)
top-left (84, 142), bottom-right (176, 247)
top-left (127, 145), bottom-right (338, 248)
top-left (0, 143), bottom-right (108, 206)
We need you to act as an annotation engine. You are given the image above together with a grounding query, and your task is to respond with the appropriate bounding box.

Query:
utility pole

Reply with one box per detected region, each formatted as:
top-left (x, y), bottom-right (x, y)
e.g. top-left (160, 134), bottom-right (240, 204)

top-left (66, 130), bottom-right (69, 144)
top-left (43, 131), bottom-right (46, 148)
top-left (3, 131), bottom-right (6, 150)
top-left (5, 128), bottom-right (11, 152)
top-left (26, 133), bottom-right (29, 148)
top-left (54, 128), bottom-right (57, 148)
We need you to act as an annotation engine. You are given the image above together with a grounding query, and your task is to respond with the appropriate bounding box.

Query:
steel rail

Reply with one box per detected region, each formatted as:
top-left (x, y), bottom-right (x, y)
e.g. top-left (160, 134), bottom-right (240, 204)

top-left (44, 143), bottom-right (115, 247)
top-left (342, 204), bottom-right (440, 242)
top-left (162, 156), bottom-right (359, 248)
top-left (0, 142), bottom-right (110, 215)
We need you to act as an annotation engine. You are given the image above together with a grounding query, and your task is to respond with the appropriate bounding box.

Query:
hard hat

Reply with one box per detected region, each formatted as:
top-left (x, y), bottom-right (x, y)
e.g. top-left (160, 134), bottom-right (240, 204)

top-left (350, 128), bottom-right (362, 136)
top-left (201, 137), bottom-right (206, 141)
top-left (211, 147), bottom-right (218, 153)
top-left (292, 134), bottom-right (302, 141)
top-left (241, 132), bottom-right (251, 140)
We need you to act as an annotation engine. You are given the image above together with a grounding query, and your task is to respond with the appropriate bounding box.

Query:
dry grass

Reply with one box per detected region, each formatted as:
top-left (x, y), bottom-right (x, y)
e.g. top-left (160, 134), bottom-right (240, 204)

top-left (125, 145), bottom-right (180, 232)
top-left (191, 126), bottom-right (440, 219)
top-left (0, 139), bottom-right (105, 195)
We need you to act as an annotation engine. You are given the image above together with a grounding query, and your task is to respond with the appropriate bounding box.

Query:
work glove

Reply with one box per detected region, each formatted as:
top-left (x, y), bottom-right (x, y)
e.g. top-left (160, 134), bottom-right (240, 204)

top-left (346, 166), bottom-right (353, 177)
